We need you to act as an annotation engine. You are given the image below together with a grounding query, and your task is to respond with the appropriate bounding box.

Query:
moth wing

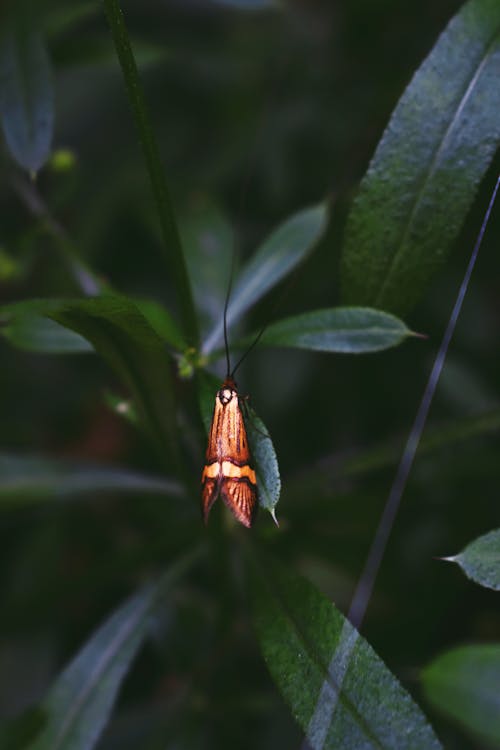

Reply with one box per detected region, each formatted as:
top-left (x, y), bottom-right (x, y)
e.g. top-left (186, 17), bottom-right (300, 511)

top-left (201, 464), bottom-right (220, 525)
top-left (219, 393), bottom-right (252, 464)
top-left (220, 477), bottom-right (257, 528)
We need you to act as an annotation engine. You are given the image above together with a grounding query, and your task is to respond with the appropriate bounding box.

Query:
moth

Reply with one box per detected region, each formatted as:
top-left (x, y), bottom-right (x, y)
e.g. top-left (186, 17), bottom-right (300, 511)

top-left (201, 375), bottom-right (257, 528)
top-left (200, 261), bottom-right (269, 527)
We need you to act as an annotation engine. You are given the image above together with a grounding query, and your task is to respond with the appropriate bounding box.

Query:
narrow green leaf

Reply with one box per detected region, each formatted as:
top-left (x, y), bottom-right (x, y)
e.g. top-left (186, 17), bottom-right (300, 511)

top-left (181, 198), bottom-right (233, 334)
top-left (0, 452), bottom-right (182, 507)
top-left (0, 303), bottom-right (93, 354)
top-left (26, 552), bottom-right (201, 750)
top-left (443, 528), bottom-right (500, 590)
top-left (247, 407), bottom-right (280, 523)
top-left (2, 296), bottom-right (179, 463)
top-left (203, 203), bottom-right (328, 354)
top-left (257, 307), bottom-right (415, 354)
top-left (48, 296), bottom-right (179, 463)
top-left (250, 557), bottom-right (442, 750)
top-left (341, 0), bottom-right (500, 314)
top-left (197, 371), bottom-right (280, 521)
top-left (0, 14), bottom-right (54, 173)
top-left (133, 298), bottom-right (185, 350)
top-left (422, 644), bottom-right (500, 745)
top-left (103, 0), bottom-right (199, 347)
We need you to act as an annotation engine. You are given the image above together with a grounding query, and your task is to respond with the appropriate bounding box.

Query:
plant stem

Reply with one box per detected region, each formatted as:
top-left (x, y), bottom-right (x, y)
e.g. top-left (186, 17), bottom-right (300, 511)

top-left (12, 174), bottom-right (104, 296)
top-left (103, 0), bottom-right (199, 347)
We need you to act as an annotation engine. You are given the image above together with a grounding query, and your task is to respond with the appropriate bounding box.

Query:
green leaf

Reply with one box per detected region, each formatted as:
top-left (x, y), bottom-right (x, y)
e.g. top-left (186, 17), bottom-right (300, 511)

top-left (0, 452), bottom-right (182, 507)
top-left (257, 307), bottom-right (415, 354)
top-left (0, 303), bottom-right (93, 354)
top-left (442, 528), bottom-right (500, 590)
top-left (197, 371), bottom-right (280, 521)
top-left (181, 198), bottom-right (233, 334)
top-left (0, 14), bottom-right (54, 173)
top-left (26, 552), bottom-right (201, 750)
top-left (202, 203), bottom-right (328, 354)
top-left (247, 407), bottom-right (280, 523)
top-left (133, 297), bottom-right (185, 350)
top-left (341, 0), bottom-right (500, 314)
top-left (421, 644), bottom-right (500, 746)
top-left (48, 296), bottom-right (179, 462)
top-left (250, 557), bottom-right (442, 750)
top-left (2, 296), bottom-right (179, 463)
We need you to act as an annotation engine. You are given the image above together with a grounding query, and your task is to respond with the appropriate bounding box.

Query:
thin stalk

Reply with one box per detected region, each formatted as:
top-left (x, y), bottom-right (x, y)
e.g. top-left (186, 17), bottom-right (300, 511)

top-left (103, 0), bottom-right (199, 347)
top-left (13, 174), bottom-right (104, 296)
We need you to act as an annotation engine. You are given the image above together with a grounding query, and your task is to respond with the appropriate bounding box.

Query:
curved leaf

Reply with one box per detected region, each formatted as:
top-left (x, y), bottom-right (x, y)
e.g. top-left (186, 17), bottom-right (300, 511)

top-left (258, 307), bottom-right (415, 354)
top-left (442, 528), bottom-right (500, 590)
top-left (250, 557), bottom-right (442, 750)
top-left (0, 15), bottom-right (54, 173)
top-left (133, 298), bottom-right (185, 350)
top-left (341, 0), bottom-right (500, 314)
top-left (202, 203), bottom-right (328, 354)
top-left (1, 296), bottom-right (179, 462)
top-left (0, 304), bottom-right (92, 354)
top-left (48, 296), bottom-right (179, 462)
top-left (0, 453), bottom-right (182, 507)
top-left (26, 553), bottom-right (201, 750)
top-left (422, 644), bottom-right (500, 745)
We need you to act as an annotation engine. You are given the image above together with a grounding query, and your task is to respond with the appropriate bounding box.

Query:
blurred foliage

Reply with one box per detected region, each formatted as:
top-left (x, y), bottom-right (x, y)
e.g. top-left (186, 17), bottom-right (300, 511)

top-left (0, 0), bottom-right (500, 748)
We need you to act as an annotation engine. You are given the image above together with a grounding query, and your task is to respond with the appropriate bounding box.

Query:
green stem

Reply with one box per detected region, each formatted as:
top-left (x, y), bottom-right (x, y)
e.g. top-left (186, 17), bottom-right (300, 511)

top-left (103, 0), bottom-right (199, 347)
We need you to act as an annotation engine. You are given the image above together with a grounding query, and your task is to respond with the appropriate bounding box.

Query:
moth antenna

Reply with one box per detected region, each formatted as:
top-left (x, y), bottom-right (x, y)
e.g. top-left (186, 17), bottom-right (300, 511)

top-left (230, 319), bottom-right (268, 379)
top-left (223, 247), bottom-right (235, 379)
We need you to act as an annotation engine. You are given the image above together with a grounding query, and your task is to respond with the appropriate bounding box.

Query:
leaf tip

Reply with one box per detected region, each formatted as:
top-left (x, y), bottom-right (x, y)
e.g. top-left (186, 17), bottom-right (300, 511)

top-left (434, 554), bottom-right (457, 563)
top-left (410, 330), bottom-right (428, 340)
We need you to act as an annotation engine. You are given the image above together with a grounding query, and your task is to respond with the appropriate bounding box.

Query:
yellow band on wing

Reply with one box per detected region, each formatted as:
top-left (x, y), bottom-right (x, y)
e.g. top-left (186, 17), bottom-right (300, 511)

top-left (222, 461), bottom-right (256, 483)
top-left (202, 460), bottom-right (256, 485)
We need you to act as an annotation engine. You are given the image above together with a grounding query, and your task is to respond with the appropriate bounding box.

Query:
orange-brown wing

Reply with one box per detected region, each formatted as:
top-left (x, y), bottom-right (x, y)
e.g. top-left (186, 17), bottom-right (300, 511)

top-left (205, 386), bottom-right (252, 465)
top-left (201, 461), bottom-right (220, 524)
top-left (202, 382), bottom-right (257, 527)
top-left (220, 476), bottom-right (257, 528)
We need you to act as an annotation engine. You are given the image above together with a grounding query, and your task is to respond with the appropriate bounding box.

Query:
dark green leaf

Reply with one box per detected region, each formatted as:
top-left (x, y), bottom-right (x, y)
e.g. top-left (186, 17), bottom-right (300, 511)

top-left (422, 644), bottom-right (500, 745)
top-left (1, 296), bottom-right (179, 462)
top-left (48, 296), bottom-right (179, 462)
top-left (203, 203), bottom-right (328, 354)
top-left (0, 708), bottom-right (46, 750)
top-left (341, 0), bottom-right (500, 314)
top-left (133, 297), bottom-right (185, 350)
top-left (0, 452), bottom-right (182, 507)
top-left (0, 15), bottom-right (54, 173)
top-left (443, 528), bottom-right (500, 590)
top-left (250, 557), bottom-right (442, 749)
top-left (0, 303), bottom-right (93, 354)
top-left (258, 307), bottom-right (415, 354)
top-left (181, 198), bottom-right (233, 334)
top-left (26, 553), bottom-right (201, 750)
top-left (247, 407), bottom-right (280, 523)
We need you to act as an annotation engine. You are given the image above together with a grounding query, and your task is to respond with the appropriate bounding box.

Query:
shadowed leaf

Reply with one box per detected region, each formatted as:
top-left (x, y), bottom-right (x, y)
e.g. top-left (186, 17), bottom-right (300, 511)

top-left (422, 644), bottom-right (500, 745)
top-left (341, 0), bottom-right (500, 314)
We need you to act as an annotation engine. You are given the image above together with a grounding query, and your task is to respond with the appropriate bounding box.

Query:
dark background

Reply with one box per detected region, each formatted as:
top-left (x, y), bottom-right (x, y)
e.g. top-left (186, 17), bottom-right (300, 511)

top-left (1, 1), bottom-right (499, 748)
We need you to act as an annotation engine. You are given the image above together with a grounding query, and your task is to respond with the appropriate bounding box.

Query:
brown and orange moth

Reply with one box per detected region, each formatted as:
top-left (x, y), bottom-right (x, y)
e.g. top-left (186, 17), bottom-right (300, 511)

top-left (201, 375), bottom-right (257, 528)
top-left (201, 256), bottom-right (268, 528)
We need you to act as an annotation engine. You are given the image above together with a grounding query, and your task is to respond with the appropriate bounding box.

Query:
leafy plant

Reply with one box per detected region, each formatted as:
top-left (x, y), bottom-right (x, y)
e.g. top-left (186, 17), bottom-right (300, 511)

top-left (0, 0), bottom-right (499, 748)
